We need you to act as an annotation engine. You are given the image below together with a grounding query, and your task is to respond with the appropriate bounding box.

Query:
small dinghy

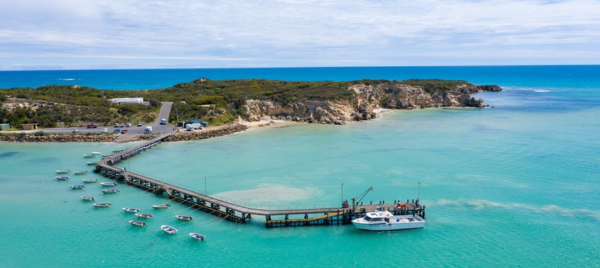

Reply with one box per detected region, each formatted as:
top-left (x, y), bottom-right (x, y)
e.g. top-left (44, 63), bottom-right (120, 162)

top-left (189, 233), bottom-right (206, 241)
top-left (123, 208), bottom-right (140, 213)
top-left (83, 179), bottom-right (98, 183)
top-left (100, 182), bottom-right (117, 187)
top-left (175, 215), bottom-right (194, 221)
top-left (102, 189), bottom-right (120, 194)
top-left (74, 171), bottom-right (88, 175)
top-left (56, 170), bottom-right (71, 174)
top-left (81, 196), bottom-right (95, 201)
top-left (70, 185), bottom-right (85, 189)
top-left (86, 162), bottom-right (97, 165)
top-left (92, 152), bottom-right (102, 155)
top-left (56, 176), bottom-right (69, 181)
top-left (129, 220), bottom-right (146, 227)
top-left (152, 204), bottom-right (171, 209)
top-left (93, 203), bottom-right (111, 208)
top-left (112, 149), bottom-right (123, 153)
top-left (161, 225), bottom-right (178, 235)
top-left (135, 213), bottom-right (153, 219)
top-left (83, 154), bottom-right (95, 158)
top-left (101, 154), bottom-right (110, 157)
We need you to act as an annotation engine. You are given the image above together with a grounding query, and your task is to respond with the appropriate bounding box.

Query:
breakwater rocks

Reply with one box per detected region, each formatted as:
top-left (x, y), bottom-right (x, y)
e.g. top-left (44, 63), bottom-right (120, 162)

top-left (0, 134), bottom-right (119, 143)
top-left (162, 124), bottom-right (248, 142)
top-left (245, 82), bottom-right (502, 124)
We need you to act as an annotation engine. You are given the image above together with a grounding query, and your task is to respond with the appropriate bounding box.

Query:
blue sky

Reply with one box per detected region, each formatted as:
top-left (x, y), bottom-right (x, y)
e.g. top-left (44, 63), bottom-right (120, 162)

top-left (1, 0), bottom-right (599, 70)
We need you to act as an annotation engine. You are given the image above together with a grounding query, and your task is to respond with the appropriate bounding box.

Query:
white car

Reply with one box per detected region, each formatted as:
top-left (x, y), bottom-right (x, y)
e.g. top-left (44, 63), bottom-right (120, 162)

top-left (126, 123), bottom-right (131, 127)
top-left (72, 129), bottom-right (79, 133)
top-left (101, 128), bottom-right (108, 133)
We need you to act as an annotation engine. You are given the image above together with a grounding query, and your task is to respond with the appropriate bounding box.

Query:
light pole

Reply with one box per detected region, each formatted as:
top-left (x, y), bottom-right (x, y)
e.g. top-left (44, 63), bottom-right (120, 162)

top-left (341, 183), bottom-right (344, 205)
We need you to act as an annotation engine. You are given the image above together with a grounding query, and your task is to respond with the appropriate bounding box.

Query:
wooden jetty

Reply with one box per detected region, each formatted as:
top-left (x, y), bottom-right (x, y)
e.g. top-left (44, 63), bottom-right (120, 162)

top-left (95, 133), bottom-right (426, 227)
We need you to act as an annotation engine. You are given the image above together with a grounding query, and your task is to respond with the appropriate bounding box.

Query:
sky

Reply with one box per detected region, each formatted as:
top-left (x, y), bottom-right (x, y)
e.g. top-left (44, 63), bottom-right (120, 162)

top-left (0, 0), bottom-right (599, 70)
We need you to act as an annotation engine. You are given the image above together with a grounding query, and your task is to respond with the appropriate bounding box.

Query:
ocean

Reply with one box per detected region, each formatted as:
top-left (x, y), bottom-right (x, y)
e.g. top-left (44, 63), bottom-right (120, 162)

top-left (1, 66), bottom-right (599, 267)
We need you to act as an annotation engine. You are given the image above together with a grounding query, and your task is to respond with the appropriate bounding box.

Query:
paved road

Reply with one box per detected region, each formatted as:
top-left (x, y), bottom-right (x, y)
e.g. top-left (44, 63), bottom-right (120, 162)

top-left (35, 102), bottom-right (175, 136)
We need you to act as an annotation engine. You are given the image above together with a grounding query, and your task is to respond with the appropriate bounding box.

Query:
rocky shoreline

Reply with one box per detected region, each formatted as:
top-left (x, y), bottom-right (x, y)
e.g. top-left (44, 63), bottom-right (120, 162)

top-left (162, 124), bottom-right (248, 142)
top-left (244, 83), bottom-right (501, 124)
top-left (0, 133), bottom-right (120, 143)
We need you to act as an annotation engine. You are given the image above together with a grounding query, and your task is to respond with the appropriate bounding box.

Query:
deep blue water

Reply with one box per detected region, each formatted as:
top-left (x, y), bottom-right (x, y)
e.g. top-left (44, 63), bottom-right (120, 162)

top-left (0, 65), bottom-right (599, 90)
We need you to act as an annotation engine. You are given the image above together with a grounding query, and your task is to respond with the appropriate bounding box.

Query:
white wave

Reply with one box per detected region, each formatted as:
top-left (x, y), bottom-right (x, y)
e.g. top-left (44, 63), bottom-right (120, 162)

top-left (436, 199), bottom-right (600, 221)
top-left (534, 90), bottom-right (550, 93)
top-left (58, 78), bottom-right (76, 81)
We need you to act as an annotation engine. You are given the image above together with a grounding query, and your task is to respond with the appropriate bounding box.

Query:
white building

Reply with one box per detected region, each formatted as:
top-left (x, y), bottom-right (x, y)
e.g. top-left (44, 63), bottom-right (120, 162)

top-left (108, 97), bottom-right (144, 105)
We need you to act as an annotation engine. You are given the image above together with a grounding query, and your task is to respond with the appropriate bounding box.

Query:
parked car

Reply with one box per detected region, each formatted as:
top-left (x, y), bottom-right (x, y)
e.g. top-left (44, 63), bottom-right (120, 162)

top-left (160, 118), bottom-right (167, 125)
top-left (87, 124), bottom-right (93, 128)
top-left (126, 123), bottom-right (131, 127)
top-left (113, 128), bottom-right (121, 133)
top-left (92, 124), bottom-right (98, 128)
top-left (120, 123), bottom-right (125, 128)
top-left (114, 123), bottom-right (119, 128)
top-left (137, 123), bottom-right (143, 127)
top-left (72, 129), bottom-right (80, 133)
top-left (101, 128), bottom-right (108, 133)
top-left (120, 129), bottom-right (128, 134)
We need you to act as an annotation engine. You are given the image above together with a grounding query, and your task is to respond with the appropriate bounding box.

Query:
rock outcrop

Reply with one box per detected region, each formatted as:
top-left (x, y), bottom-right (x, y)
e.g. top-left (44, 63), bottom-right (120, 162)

top-left (245, 82), bottom-right (501, 124)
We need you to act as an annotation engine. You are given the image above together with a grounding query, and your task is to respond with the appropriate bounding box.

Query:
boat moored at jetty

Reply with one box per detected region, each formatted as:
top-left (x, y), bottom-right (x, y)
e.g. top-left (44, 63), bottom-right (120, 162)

top-left (189, 233), bottom-right (206, 241)
top-left (56, 176), bottom-right (69, 181)
top-left (161, 225), bottom-right (177, 235)
top-left (352, 210), bottom-right (425, 231)
top-left (135, 213), bottom-right (153, 219)
top-left (93, 203), bottom-right (111, 208)
top-left (56, 170), bottom-right (70, 174)
top-left (86, 162), bottom-right (97, 165)
top-left (152, 204), bottom-right (171, 209)
top-left (70, 185), bottom-right (85, 189)
top-left (112, 149), bottom-right (123, 153)
top-left (100, 182), bottom-right (117, 187)
top-left (83, 154), bottom-right (95, 158)
top-left (92, 152), bottom-right (102, 155)
top-left (83, 179), bottom-right (98, 183)
top-left (129, 220), bottom-right (146, 227)
top-left (123, 208), bottom-right (140, 213)
top-left (81, 196), bottom-right (95, 201)
top-left (102, 189), bottom-right (120, 194)
top-left (74, 171), bottom-right (88, 175)
top-left (175, 215), bottom-right (193, 221)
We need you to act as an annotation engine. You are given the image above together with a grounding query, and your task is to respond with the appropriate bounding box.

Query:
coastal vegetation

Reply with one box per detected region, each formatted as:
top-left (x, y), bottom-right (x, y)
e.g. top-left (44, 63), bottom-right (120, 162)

top-left (0, 79), bottom-right (499, 128)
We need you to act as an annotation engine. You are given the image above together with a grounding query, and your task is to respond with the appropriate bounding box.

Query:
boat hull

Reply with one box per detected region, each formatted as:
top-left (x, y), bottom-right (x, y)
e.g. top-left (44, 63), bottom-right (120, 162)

top-left (352, 215), bottom-right (425, 231)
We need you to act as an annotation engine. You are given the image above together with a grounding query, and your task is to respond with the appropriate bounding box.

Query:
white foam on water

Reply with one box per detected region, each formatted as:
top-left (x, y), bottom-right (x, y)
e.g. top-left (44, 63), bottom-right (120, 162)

top-left (534, 90), bottom-right (550, 93)
top-left (58, 78), bottom-right (76, 81)
top-left (436, 199), bottom-right (600, 221)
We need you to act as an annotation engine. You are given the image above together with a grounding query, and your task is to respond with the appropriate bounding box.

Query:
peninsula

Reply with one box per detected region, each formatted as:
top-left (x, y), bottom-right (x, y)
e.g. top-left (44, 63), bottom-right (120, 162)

top-left (0, 79), bottom-right (501, 130)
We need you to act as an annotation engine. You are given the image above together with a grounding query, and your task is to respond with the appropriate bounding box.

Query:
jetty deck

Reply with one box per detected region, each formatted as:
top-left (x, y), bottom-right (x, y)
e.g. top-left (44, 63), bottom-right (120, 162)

top-left (95, 132), bottom-right (425, 227)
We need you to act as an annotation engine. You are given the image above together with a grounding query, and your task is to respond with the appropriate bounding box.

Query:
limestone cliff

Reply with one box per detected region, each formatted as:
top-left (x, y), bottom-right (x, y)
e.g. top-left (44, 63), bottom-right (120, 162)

top-left (244, 82), bottom-right (501, 124)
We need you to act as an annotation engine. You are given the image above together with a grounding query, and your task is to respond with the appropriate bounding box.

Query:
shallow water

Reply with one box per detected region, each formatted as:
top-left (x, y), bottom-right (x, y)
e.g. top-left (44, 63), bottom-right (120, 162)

top-left (2, 67), bottom-right (600, 267)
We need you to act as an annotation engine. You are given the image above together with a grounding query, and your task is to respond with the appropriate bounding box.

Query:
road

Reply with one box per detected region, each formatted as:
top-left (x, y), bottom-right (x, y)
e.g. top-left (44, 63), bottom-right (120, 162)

top-left (36, 102), bottom-right (175, 136)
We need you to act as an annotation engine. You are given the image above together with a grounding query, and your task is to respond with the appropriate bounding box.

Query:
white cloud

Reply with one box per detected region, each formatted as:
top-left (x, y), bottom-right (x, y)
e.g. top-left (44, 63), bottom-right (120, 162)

top-left (0, 0), bottom-right (599, 69)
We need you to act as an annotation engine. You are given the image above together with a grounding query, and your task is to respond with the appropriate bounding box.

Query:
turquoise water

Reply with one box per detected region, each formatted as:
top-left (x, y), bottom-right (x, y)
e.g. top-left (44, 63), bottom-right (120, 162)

top-left (2, 67), bottom-right (600, 267)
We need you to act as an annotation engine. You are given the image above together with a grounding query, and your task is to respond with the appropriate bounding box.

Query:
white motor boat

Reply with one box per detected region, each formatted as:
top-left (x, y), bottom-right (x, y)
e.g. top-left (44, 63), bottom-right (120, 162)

top-left (81, 196), bottom-right (95, 201)
top-left (56, 170), bottom-right (71, 174)
top-left (129, 220), bottom-right (146, 227)
top-left (352, 210), bottom-right (425, 231)
top-left (70, 185), bottom-right (85, 189)
top-left (189, 233), bottom-right (206, 241)
top-left (152, 204), bottom-right (171, 209)
top-left (100, 182), bottom-right (117, 187)
top-left (92, 152), bottom-right (102, 155)
top-left (175, 215), bottom-right (193, 221)
top-left (83, 154), bottom-right (95, 158)
top-left (74, 171), bottom-right (88, 175)
top-left (83, 179), bottom-right (98, 183)
top-left (161, 225), bottom-right (178, 235)
top-left (102, 189), bottom-right (120, 194)
top-left (86, 162), bottom-right (97, 165)
top-left (56, 176), bottom-right (69, 181)
top-left (123, 208), bottom-right (140, 213)
top-left (93, 203), bottom-right (111, 208)
top-left (135, 213), bottom-right (153, 219)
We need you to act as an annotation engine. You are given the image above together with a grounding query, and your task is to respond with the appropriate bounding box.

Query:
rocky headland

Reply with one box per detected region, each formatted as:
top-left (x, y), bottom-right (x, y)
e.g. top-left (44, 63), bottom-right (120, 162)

top-left (243, 82), bottom-right (501, 125)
